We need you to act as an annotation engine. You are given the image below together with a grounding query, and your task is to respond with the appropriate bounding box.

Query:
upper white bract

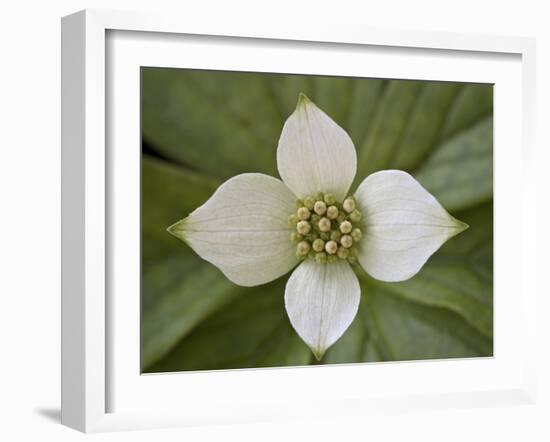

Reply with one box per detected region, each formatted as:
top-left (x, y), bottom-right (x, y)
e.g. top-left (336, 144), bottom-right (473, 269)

top-left (168, 93), bottom-right (468, 359)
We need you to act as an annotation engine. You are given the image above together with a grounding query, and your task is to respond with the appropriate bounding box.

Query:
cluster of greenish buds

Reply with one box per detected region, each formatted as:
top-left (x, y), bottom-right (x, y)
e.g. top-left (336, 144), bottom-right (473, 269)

top-left (288, 192), bottom-right (363, 264)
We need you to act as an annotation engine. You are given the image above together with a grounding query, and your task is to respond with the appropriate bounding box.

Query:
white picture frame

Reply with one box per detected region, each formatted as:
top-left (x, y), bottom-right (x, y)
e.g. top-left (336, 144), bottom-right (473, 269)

top-left (61, 9), bottom-right (537, 433)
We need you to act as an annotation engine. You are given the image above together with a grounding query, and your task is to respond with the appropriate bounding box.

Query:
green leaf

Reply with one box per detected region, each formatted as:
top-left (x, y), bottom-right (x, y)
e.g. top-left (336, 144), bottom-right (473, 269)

top-left (361, 284), bottom-right (492, 361)
top-left (321, 283), bottom-right (493, 364)
top-left (414, 116), bottom-right (493, 212)
top-left (440, 83), bottom-right (493, 139)
top-left (323, 279), bottom-right (492, 364)
top-left (345, 79), bottom-right (386, 148)
top-left (261, 75), bottom-right (316, 120)
top-left (355, 80), bottom-right (424, 181)
top-left (142, 69), bottom-right (283, 180)
top-left (147, 279), bottom-right (313, 372)
top-left (312, 76), bottom-right (355, 126)
top-left (142, 256), bottom-right (241, 369)
top-left (355, 80), bottom-right (462, 177)
top-left (390, 82), bottom-right (461, 170)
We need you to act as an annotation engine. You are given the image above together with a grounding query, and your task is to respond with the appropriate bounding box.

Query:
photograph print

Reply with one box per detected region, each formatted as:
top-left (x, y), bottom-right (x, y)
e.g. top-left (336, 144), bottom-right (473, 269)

top-left (141, 68), bottom-right (493, 373)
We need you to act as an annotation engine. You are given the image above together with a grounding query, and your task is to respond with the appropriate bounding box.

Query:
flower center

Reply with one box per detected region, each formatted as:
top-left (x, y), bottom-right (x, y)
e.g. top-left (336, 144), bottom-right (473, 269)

top-left (288, 192), bottom-right (363, 264)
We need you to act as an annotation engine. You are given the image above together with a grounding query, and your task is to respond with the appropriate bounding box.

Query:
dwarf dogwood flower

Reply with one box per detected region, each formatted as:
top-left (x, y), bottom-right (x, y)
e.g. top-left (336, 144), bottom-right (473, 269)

top-left (168, 93), bottom-right (468, 360)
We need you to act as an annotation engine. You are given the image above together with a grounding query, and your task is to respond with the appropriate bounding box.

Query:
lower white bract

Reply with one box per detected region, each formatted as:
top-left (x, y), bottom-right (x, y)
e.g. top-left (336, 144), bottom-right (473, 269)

top-left (168, 93), bottom-right (468, 359)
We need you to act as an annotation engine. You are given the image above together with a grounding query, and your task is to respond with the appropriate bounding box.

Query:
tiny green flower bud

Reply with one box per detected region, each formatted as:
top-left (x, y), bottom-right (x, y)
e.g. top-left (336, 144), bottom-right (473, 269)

top-left (315, 252), bottom-right (327, 264)
top-left (340, 234), bottom-right (353, 248)
top-left (303, 196), bottom-right (316, 210)
top-left (314, 200), bottom-right (327, 215)
top-left (343, 197), bottom-right (356, 213)
top-left (348, 247), bottom-right (359, 263)
top-left (320, 232), bottom-right (330, 241)
top-left (312, 238), bottom-right (325, 252)
top-left (325, 240), bottom-right (338, 255)
top-left (337, 212), bottom-right (346, 223)
top-left (340, 220), bottom-right (352, 234)
top-left (318, 217), bottom-right (331, 232)
top-left (307, 232), bottom-right (319, 242)
top-left (326, 205), bottom-right (339, 219)
top-left (337, 247), bottom-right (349, 259)
top-left (288, 214), bottom-right (299, 226)
top-left (324, 193), bottom-right (336, 205)
top-left (349, 209), bottom-right (362, 223)
top-left (351, 228), bottom-right (362, 242)
top-left (310, 214), bottom-right (321, 226)
top-left (330, 230), bottom-right (341, 242)
top-left (295, 199), bottom-right (304, 209)
top-left (296, 241), bottom-right (311, 256)
top-left (327, 254), bottom-right (338, 264)
top-left (296, 220), bottom-right (311, 235)
top-left (290, 232), bottom-right (303, 242)
top-left (297, 206), bottom-right (311, 220)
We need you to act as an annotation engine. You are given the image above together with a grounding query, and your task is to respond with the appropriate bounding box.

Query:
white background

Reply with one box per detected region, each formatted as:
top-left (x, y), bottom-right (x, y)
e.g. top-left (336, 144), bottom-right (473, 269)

top-left (0, 0), bottom-right (548, 441)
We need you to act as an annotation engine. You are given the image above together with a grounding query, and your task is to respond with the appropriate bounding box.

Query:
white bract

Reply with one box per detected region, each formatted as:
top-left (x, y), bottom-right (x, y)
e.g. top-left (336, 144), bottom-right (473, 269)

top-left (168, 94), bottom-right (468, 359)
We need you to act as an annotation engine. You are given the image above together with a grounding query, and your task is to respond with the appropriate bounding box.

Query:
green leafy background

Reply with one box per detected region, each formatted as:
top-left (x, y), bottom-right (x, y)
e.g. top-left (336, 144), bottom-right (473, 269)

top-left (141, 68), bottom-right (493, 372)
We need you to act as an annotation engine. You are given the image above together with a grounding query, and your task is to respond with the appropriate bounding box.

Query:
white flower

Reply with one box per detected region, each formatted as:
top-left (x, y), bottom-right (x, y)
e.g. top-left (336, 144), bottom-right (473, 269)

top-left (168, 93), bottom-right (468, 359)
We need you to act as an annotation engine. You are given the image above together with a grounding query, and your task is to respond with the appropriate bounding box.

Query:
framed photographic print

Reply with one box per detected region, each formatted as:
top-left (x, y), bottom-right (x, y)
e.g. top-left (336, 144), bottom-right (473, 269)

top-left (141, 68), bottom-right (492, 373)
top-left (61, 9), bottom-right (537, 433)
